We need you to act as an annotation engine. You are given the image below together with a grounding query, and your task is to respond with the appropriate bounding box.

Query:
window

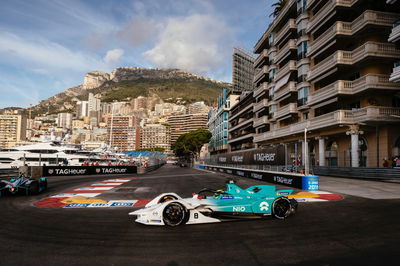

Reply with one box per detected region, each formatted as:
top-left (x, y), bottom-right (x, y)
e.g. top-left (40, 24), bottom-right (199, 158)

top-left (298, 87), bottom-right (309, 106)
top-left (268, 33), bottom-right (275, 46)
top-left (269, 87), bottom-right (275, 101)
top-left (297, 19), bottom-right (308, 37)
top-left (269, 69), bottom-right (276, 81)
top-left (297, 64), bottom-right (309, 83)
top-left (297, 0), bottom-right (307, 15)
top-left (302, 112), bottom-right (309, 120)
top-left (297, 41), bottom-right (308, 60)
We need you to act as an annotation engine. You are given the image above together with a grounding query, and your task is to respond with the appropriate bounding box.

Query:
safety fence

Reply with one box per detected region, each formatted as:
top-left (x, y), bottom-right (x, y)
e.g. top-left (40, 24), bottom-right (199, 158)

top-left (313, 166), bottom-right (400, 179)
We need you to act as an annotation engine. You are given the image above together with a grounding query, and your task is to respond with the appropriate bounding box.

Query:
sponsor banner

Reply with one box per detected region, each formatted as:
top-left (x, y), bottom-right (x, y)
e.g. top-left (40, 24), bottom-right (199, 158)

top-left (43, 166), bottom-right (137, 177)
top-left (213, 146), bottom-right (285, 166)
top-left (209, 167), bottom-right (303, 189)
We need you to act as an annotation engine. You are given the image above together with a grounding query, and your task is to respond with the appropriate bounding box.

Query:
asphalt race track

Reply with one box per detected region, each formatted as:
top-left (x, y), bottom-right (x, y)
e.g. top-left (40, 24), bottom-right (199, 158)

top-left (1, 165), bottom-right (399, 266)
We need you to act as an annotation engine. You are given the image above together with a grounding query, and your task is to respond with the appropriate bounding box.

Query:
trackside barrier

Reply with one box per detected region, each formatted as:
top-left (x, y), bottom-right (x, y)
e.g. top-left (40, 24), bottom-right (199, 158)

top-left (137, 162), bottom-right (166, 174)
top-left (199, 164), bottom-right (319, 191)
top-left (19, 166), bottom-right (137, 178)
top-left (314, 166), bottom-right (400, 180)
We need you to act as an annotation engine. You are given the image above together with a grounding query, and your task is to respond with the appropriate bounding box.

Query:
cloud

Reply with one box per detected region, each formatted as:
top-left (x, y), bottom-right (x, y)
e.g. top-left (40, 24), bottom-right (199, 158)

top-left (0, 31), bottom-right (104, 72)
top-left (103, 49), bottom-right (124, 65)
top-left (143, 14), bottom-right (234, 75)
top-left (116, 17), bottom-right (159, 47)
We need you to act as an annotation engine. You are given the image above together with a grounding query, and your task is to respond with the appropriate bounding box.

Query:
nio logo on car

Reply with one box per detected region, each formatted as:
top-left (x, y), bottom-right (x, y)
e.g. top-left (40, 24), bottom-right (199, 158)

top-left (259, 201), bottom-right (269, 211)
top-left (233, 206), bottom-right (245, 212)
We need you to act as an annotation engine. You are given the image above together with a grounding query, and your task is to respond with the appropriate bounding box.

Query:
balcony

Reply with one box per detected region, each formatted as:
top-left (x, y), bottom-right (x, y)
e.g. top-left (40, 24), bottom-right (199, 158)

top-left (228, 132), bottom-right (254, 144)
top-left (254, 82), bottom-right (268, 98)
top-left (229, 118), bottom-right (253, 132)
top-left (274, 19), bottom-right (297, 46)
top-left (254, 106), bottom-right (400, 142)
top-left (275, 60), bottom-right (297, 82)
top-left (390, 65), bottom-right (400, 83)
top-left (253, 99), bottom-right (268, 112)
top-left (254, 65), bottom-right (269, 84)
top-left (307, 0), bottom-right (360, 34)
top-left (275, 103), bottom-right (298, 120)
top-left (229, 103), bottom-right (253, 122)
top-left (389, 22), bottom-right (400, 43)
top-left (308, 42), bottom-right (400, 82)
top-left (270, 0), bottom-right (296, 33)
top-left (308, 74), bottom-right (398, 106)
top-left (308, 11), bottom-right (398, 57)
top-left (274, 39), bottom-right (297, 65)
top-left (254, 49), bottom-right (269, 68)
top-left (275, 82), bottom-right (297, 101)
top-left (253, 116), bottom-right (269, 128)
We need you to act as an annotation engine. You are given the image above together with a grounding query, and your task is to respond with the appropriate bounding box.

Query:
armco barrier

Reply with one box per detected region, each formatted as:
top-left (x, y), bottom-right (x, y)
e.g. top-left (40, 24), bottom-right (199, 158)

top-left (42, 166), bottom-right (137, 176)
top-left (202, 164), bottom-right (318, 191)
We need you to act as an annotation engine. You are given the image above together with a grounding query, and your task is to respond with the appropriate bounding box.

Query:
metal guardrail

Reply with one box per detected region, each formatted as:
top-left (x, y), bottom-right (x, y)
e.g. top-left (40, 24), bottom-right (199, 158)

top-left (313, 166), bottom-right (400, 180)
top-left (0, 168), bottom-right (20, 178)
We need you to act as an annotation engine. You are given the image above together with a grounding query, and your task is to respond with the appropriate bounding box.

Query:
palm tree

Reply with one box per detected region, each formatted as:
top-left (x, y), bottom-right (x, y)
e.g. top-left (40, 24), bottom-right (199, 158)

top-left (270, 0), bottom-right (287, 18)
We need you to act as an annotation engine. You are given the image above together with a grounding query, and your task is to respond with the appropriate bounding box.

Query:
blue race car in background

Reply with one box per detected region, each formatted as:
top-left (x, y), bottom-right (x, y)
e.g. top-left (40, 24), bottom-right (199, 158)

top-left (0, 175), bottom-right (47, 196)
top-left (130, 180), bottom-right (298, 226)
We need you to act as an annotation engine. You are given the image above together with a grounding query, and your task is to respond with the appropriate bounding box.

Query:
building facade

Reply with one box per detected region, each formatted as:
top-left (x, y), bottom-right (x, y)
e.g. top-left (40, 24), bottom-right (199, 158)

top-left (0, 113), bottom-right (27, 149)
top-left (251, 0), bottom-right (400, 167)
top-left (106, 115), bottom-right (137, 151)
top-left (232, 48), bottom-right (256, 92)
top-left (228, 92), bottom-right (255, 152)
top-left (208, 88), bottom-right (239, 154)
top-left (167, 113), bottom-right (208, 147)
top-left (140, 124), bottom-right (171, 153)
top-left (57, 112), bottom-right (73, 129)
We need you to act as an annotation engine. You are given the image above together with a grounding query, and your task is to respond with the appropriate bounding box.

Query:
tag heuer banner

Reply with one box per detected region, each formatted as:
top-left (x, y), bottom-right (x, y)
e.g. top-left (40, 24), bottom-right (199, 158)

top-left (43, 166), bottom-right (137, 176)
top-left (214, 146), bottom-right (285, 165)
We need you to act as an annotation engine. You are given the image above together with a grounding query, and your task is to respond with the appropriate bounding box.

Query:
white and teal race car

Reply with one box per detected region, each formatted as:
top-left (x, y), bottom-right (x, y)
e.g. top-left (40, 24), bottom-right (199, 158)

top-left (129, 181), bottom-right (298, 226)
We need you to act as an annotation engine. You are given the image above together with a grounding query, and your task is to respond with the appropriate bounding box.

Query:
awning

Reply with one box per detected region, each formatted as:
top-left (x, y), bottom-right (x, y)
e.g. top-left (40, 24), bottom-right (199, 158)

top-left (274, 73), bottom-right (291, 92)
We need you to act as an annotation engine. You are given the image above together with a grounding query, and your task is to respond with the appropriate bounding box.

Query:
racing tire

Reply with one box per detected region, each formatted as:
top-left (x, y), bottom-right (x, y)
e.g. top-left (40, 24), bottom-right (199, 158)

top-left (158, 194), bottom-right (178, 204)
top-left (28, 181), bottom-right (39, 195)
top-left (272, 197), bottom-right (292, 220)
top-left (162, 202), bottom-right (187, 226)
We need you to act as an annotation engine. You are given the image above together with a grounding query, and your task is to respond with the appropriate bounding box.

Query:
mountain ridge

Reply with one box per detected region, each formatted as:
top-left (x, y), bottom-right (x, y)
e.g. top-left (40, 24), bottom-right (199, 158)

top-left (27, 67), bottom-right (230, 116)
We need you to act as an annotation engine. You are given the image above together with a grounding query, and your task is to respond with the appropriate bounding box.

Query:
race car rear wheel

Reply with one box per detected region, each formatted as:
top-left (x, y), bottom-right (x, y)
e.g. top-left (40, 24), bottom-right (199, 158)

top-left (272, 197), bottom-right (292, 219)
top-left (28, 181), bottom-right (39, 195)
top-left (162, 202), bottom-right (187, 226)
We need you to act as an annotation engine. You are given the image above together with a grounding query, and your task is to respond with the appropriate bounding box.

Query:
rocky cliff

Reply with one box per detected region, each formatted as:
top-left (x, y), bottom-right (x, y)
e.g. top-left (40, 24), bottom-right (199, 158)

top-left (30, 67), bottom-right (229, 116)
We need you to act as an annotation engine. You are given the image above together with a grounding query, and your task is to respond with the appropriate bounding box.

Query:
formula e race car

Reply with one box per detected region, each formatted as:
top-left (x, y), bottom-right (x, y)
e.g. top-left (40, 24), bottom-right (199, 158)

top-left (0, 175), bottom-right (47, 197)
top-left (129, 181), bottom-right (298, 226)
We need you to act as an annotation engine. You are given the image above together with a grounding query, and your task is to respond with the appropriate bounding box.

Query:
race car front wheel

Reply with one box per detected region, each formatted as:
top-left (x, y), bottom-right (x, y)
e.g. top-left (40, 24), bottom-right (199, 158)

top-left (162, 202), bottom-right (187, 226)
top-left (272, 197), bottom-right (292, 219)
top-left (28, 181), bottom-right (39, 195)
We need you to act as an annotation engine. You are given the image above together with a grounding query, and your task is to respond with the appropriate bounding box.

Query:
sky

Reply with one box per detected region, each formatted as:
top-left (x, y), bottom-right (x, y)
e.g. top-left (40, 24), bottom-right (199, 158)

top-left (0, 0), bottom-right (274, 108)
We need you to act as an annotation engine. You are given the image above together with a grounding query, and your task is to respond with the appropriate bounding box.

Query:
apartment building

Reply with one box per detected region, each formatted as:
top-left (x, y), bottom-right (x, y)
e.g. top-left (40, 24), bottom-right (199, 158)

top-left (140, 124), bottom-right (170, 153)
top-left (208, 88), bottom-right (239, 154)
top-left (106, 115), bottom-right (137, 151)
top-left (57, 112), bottom-right (73, 129)
top-left (167, 113), bottom-right (208, 146)
top-left (232, 48), bottom-right (255, 92)
top-left (0, 113), bottom-right (27, 149)
top-left (228, 92), bottom-right (255, 152)
top-left (388, 0), bottom-right (400, 83)
top-left (252, 0), bottom-right (400, 167)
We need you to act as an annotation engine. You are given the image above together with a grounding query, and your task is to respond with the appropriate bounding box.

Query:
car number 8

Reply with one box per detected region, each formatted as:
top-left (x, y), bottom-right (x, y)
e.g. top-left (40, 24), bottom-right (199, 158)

top-left (194, 213), bottom-right (198, 219)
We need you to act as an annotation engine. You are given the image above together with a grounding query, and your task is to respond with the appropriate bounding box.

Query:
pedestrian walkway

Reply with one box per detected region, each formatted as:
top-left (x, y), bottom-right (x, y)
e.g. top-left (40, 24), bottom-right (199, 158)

top-left (319, 175), bottom-right (400, 199)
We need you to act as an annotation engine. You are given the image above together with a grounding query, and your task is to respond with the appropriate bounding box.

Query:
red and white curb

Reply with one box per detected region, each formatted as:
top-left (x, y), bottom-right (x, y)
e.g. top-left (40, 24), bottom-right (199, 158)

top-left (289, 190), bottom-right (344, 202)
top-left (35, 177), bottom-right (150, 208)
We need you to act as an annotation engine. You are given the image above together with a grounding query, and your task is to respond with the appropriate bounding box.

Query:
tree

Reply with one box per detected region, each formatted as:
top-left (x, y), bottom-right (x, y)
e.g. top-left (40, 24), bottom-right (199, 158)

top-left (172, 129), bottom-right (211, 158)
top-left (270, 0), bottom-right (287, 18)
